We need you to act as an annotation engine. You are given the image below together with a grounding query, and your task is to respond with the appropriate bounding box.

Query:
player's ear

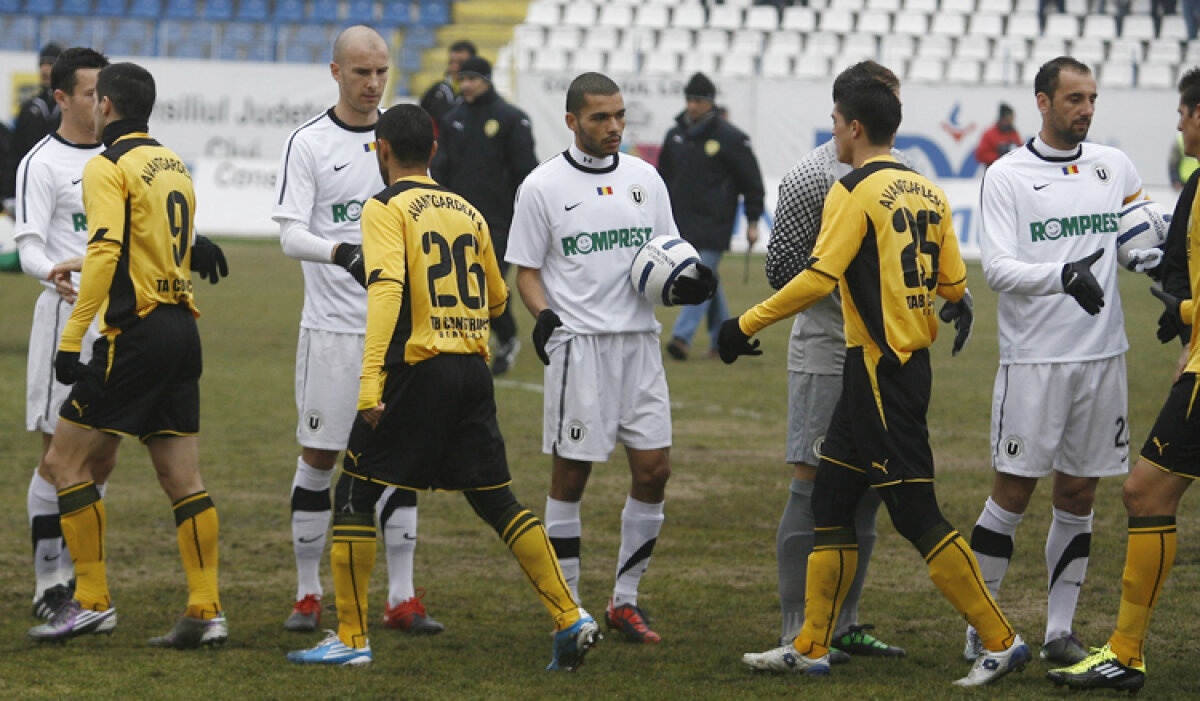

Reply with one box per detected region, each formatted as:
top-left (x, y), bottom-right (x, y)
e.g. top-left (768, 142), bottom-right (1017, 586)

top-left (565, 111), bottom-right (577, 134)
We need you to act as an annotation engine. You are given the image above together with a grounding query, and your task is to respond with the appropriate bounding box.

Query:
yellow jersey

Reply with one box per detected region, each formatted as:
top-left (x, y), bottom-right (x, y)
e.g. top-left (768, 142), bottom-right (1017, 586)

top-left (740, 156), bottom-right (967, 367)
top-left (59, 128), bottom-right (198, 352)
top-left (358, 175), bottom-right (507, 409)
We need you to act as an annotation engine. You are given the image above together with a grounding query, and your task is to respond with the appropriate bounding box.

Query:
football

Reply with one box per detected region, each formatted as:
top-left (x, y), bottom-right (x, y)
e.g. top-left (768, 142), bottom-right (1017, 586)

top-left (1117, 200), bottom-right (1171, 271)
top-left (630, 236), bottom-right (701, 306)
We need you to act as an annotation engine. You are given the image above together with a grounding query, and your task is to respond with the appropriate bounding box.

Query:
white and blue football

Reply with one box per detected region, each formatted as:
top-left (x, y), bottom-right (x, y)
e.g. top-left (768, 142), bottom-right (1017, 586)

top-left (1117, 200), bottom-right (1171, 272)
top-left (630, 236), bottom-right (701, 307)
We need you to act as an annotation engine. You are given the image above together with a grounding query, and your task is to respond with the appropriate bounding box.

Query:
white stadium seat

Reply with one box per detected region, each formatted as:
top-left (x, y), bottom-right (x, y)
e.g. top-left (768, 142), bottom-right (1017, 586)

top-left (744, 6), bottom-right (779, 31)
top-left (1108, 37), bottom-right (1145, 62)
top-left (930, 12), bottom-right (966, 36)
top-left (562, 3), bottom-right (597, 27)
top-left (511, 25), bottom-right (544, 52)
top-left (880, 33), bottom-right (915, 62)
top-left (658, 27), bottom-right (694, 53)
top-left (781, 6), bottom-right (817, 32)
top-left (532, 47), bottom-right (568, 71)
top-left (546, 26), bottom-right (582, 51)
top-left (794, 54), bottom-right (832, 79)
top-left (1070, 37), bottom-right (1107, 65)
top-left (1160, 15), bottom-right (1189, 41)
top-left (1120, 14), bottom-right (1156, 40)
top-left (946, 59), bottom-right (982, 83)
top-left (806, 32), bottom-right (843, 56)
top-left (857, 10), bottom-right (891, 35)
top-left (967, 13), bottom-right (1004, 36)
top-left (696, 28), bottom-right (731, 54)
top-left (1140, 63), bottom-right (1176, 89)
top-left (765, 30), bottom-right (803, 56)
top-left (672, 3), bottom-right (707, 30)
top-left (569, 50), bottom-right (605, 72)
top-left (761, 53), bottom-right (792, 78)
top-left (917, 34), bottom-right (953, 58)
top-left (1063, 0), bottom-right (1088, 15)
top-left (830, 0), bottom-right (866, 10)
top-left (820, 8), bottom-right (856, 34)
top-left (1082, 14), bottom-right (1117, 40)
top-left (1030, 37), bottom-right (1068, 65)
top-left (1099, 60), bottom-right (1135, 88)
top-left (1043, 14), bottom-right (1079, 39)
top-left (607, 50), bottom-right (637, 74)
top-left (681, 51), bottom-right (719, 75)
top-left (907, 57), bottom-right (945, 82)
top-left (1145, 39), bottom-right (1182, 65)
top-left (635, 4), bottom-right (670, 30)
top-left (867, 0), bottom-right (900, 10)
top-left (956, 38), bottom-right (991, 61)
top-left (941, 0), bottom-right (975, 13)
top-left (1005, 13), bottom-right (1040, 38)
top-left (730, 29), bottom-right (765, 55)
top-left (525, 2), bottom-right (560, 26)
top-left (982, 58), bottom-right (1022, 85)
top-left (892, 12), bottom-right (929, 35)
top-left (583, 26), bottom-right (620, 52)
top-left (842, 32), bottom-right (878, 60)
top-left (598, 4), bottom-right (634, 28)
top-left (993, 36), bottom-right (1030, 63)
top-left (1185, 39), bottom-right (1200, 64)
top-left (718, 54), bottom-right (756, 77)
top-left (902, 0), bottom-right (937, 12)
top-left (708, 5), bottom-right (743, 30)
top-left (1013, 0), bottom-right (1039, 13)
top-left (643, 50), bottom-right (679, 74)
top-left (976, 0), bottom-right (1013, 12)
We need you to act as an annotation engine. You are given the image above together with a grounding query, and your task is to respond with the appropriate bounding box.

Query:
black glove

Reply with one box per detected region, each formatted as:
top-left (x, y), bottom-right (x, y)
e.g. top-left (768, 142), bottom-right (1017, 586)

top-left (531, 308), bottom-right (563, 365)
top-left (1061, 249), bottom-right (1105, 315)
top-left (333, 242), bottom-right (366, 288)
top-left (938, 288), bottom-right (974, 356)
top-left (717, 317), bottom-right (761, 364)
top-left (55, 350), bottom-right (81, 385)
top-left (670, 264), bottom-right (718, 306)
top-left (190, 235), bottom-right (229, 284)
top-left (1150, 285), bottom-right (1189, 344)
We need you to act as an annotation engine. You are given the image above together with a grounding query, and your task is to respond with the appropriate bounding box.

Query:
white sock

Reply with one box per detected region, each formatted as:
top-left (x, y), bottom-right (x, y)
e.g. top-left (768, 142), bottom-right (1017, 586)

top-left (28, 469), bottom-right (66, 597)
top-left (544, 497), bottom-right (582, 602)
top-left (966, 496), bottom-right (1023, 639)
top-left (1045, 507), bottom-right (1092, 642)
top-left (612, 496), bottom-right (664, 608)
top-left (378, 489), bottom-right (417, 607)
top-left (291, 457), bottom-right (333, 600)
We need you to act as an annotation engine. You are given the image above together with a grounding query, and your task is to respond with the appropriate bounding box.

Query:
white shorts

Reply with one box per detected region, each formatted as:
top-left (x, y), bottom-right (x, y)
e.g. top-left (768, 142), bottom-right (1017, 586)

top-left (991, 357), bottom-right (1130, 479)
top-left (295, 327), bottom-right (364, 451)
top-left (26, 288), bottom-right (98, 433)
top-left (543, 331), bottom-right (671, 462)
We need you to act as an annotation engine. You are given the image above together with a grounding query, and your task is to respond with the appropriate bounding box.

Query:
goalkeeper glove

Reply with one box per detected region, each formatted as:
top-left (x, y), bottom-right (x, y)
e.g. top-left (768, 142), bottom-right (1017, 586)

top-left (1061, 248), bottom-right (1105, 315)
top-left (191, 235), bottom-right (229, 284)
top-left (55, 350), bottom-right (81, 385)
top-left (938, 288), bottom-right (974, 356)
top-left (333, 243), bottom-right (366, 288)
top-left (717, 317), bottom-right (762, 364)
top-left (531, 308), bottom-right (563, 365)
top-left (1150, 285), bottom-right (1189, 344)
top-left (670, 264), bottom-right (718, 305)
top-left (1125, 247), bottom-right (1164, 275)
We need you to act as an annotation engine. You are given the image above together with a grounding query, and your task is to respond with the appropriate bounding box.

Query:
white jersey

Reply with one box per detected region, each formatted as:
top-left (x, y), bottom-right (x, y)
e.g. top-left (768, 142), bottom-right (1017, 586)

top-left (14, 133), bottom-right (103, 289)
top-left (979, 137), bottom-right (1143, 364)
top-left (506, 143), bottom-right (680, 335)
top-left (272, 108), bottom-right (381, 333)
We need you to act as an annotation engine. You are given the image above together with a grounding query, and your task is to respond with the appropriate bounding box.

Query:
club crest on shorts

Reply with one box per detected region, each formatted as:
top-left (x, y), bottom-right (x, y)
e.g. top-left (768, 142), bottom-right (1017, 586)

top-left (1002, 436), bottom-right (1023, 459)
top-left (306, 411), bottom-right (323, 433)
top-left (566, 421), bottom-right (586, 443)
top-left (629, 184), bottom-right (646, 207)
top-left (811, 436), bottom-right (824, 459)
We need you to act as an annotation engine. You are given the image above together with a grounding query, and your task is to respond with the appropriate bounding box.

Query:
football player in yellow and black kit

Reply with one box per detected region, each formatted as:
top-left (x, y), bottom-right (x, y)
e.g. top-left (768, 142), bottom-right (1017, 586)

top-left (1046, 66), bottom-right (1200, 695)
top-left (287, 104), bottom-right (600, 669)
top-left (722, 77), bottom-right (1031, 686)
top-left (27, 62), bottom-right (228, 649)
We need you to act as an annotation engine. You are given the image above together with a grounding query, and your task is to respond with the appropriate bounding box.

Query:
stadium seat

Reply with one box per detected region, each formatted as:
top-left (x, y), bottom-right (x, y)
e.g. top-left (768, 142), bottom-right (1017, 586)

top-left (643, 49), bottom-right (679, 74)
top-left (22, 0), bottom-right (53, 15)
top-left (976, 0), bottom-right (1013, 11)
top-left (793, 54), bottom-right (830, 80)
top-left (941, 0), bottom-right (974, 13)
top-left (1030, 37), bottom-right (1067, 64)
top-left (819, 8), bottom-right (855, 33)
top-left (418, 0), bottom-right (451, 26)
top-left (164, 0), bottom-right (196, 18)
top-left (857, 10), bottom-right (890, 35)
top-left (569, 49), bottom-right (604, 72)
top-left (113, 18), bottom-right (150, 40)
top-left (681, 50), bottom-right (718, 74)
top-left (744, 6), bottom-right (779, 31)
top-left (202, 0), bottom-right (233, 21)
top-left (345, 0), bottom-right (375, 23)
top-left (901, 0), bottom-right (936, 13)
top-left (842, 32), bottom-right (877, 60)
top-left (1108, 37), bottom-right (1145, 62)
top-left (892, 12), bottom-right (928, 35)
top-left (946, 59), bottom-right (982, 83)
top-left (880, 33), bottom-right (915, 63)
top-left (45, 17), bottom-right (90, 46)
top-left (127, 0), bottom-right (157, 17)
top-left (916, 34), bottom-right (952, 58)
top-left (583, 26), bottom-right (619, 52)
top-left (379, 1), bottom-right (409, 25)
top-left (806, 32), bottom-right (841, 56)
top-left (781, 6), bottom-right (816, 32)
top-left (829, 0), bottom-right (865, 10)
top-left (1130, 0), bottom-right (1152, 12)
top-left (1140, 62), bottom-right (1175, 89)
top-left (546, 26), bottom-right (581, 51)
top-left (1070, 37), bottom-right (1107, 65)
top-left (636, 4), bottom-right (670, 30)
top-left (282, 42), bottom-right (320, 62)
top-left (272, 0), bottom-right (304, 22)
top-left (673, 3), bottom-right (706, 30)
top-left (907, 57), bottom-right (944, 82)
top-left (930, 12), bottom-right (966, 36)
top-left (0, 0), bottom-right (19, 12)
top-left (599, 4), bottom-right (633, 28)
top-left (658, 27), bottom-right (693, 52)
top-left (1145, 38), bottom-right (1182, 64)
top-left (173, 39), bottom-right (211, 58)
top-left (1005, 13), bottom-right (1040, 38)
top-left (982, 58), bottom-right (1022, 84)
top-left (993, 36), bottom-right (1029, 62)
top-left (1082, 14), bottom-right (1117, 40)
top-left (967, 13), bottom-right (1004, 36)
top-left (562, 3), bottom-right (596, 26)
top-left (717, 53), bottom-right (755, 77)
top-left (866, 0), bottom-right (900, 11)
top-left (607, 50), bottom-right (637, 73)
top-left (955, 38), bottom-right (991, 62)
top-left (62, 0), bottom-right (92, 13)
top-left (237, 0), bottom-right (270, 21)
top-left (1119, 14), bottom-right (1155, 40)
top-left (1182, 38), bottom-right (1200, 63)
top-left (696, 28), bottom-right (731, 53)
top-left (730, 29), bottom-right (764, 55)
top-left (1160, 15), bottom-right (1188, 41)
top-left (531, 46), bottom-right (567, 71)
top-left (1043, 14), bottom-right (1079, 39)
top-left (1012, 0), bottom-right (1039, 12)
top-left (307, 0), bottom-right (338, 23)
top-left (765, 30), bottom-right (802, 56)
top-left (1063, 0), bottom-right (1088, 14)
top-left (708, 5), bottom-right (742, 30)
top-left (760, 52), bottom-right (792, 78)
top-left (1098, 59), bottom-right (1134, 88)
top-left (525, 2), bottom-right (559, 26)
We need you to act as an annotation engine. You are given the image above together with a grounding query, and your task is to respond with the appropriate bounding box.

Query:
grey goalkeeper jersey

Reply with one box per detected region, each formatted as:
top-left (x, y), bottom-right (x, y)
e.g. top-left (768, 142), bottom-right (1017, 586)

top-left (766, 139), bottom-right (911, 373)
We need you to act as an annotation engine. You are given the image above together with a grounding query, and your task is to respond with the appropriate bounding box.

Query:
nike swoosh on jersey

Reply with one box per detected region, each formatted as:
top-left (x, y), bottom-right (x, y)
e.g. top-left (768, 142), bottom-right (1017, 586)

top-left (333, 162), bottom-right (350, 172)
top-left (71, 178), bottom-right (82, 185)
top-left (565, 202), bottom-right (582, 211)
top-left (1033, 183), bottom-right (1050, 190)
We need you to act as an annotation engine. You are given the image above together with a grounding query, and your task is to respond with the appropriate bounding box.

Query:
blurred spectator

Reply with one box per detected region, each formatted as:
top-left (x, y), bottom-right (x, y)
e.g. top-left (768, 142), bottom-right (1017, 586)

top-left (975, 103), bottom-right (1023, 168)
top-left (1184, 0), bottom-right (1200, 38)
top-left (3, 42), bottom-right (61, 214)
top-left (419, 40), bottom-right (476, 129)
top-left (1169, 132), bottom-right (1199, 190)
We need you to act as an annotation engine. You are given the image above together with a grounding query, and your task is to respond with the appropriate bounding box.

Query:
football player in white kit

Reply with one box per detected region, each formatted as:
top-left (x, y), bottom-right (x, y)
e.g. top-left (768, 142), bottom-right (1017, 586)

top-left (272, 25), bottom-right (441, 635)
top-left (966, 57), bottom-right (1146, 665)
top-left (17, 47), bottom-right (109, 622)
top-left (506, 72), bottom-right (716, 644)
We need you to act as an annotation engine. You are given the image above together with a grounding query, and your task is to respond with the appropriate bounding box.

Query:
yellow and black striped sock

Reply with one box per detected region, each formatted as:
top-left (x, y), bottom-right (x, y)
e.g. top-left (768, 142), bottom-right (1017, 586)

top-left (919, 524), bottom-right (1015, 652)
top-left (501, 506), bottom-right (580, 631)
top-left (1110, 515), bottom-right (1176, 668)
top-left (58, 481), bottom-right (109, 611)
top-left (332, 511), bottom-right (376, 649)
top-left (794, 526), bottom-right (858, 658)
top-left (174, 491), bottom-right (221, 620)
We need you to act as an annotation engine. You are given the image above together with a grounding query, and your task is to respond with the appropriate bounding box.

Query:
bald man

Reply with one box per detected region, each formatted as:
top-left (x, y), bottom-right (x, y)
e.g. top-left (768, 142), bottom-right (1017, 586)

top-left (272, 25), bottom-right (443, 636)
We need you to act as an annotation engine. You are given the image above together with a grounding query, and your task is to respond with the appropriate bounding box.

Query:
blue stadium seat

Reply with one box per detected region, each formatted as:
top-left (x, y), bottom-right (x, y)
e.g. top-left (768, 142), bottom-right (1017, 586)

top-left (283, 43), bottom-right (320, 63)
top-left (164, 0), bottom-right (196, 19)
top-left (94, 0), bottom-right (125, 16)
top-left (405, 25), bottom-right (437, 48)
top-left (45, 17), bottom-right (94, 47)
top-left (113, 18), bottom-right (151, 40)
top-left (104, 36), bottom-right (138, 56)
top-left (61, 0), bottom-right (91, 14)
top-left (223, 22), bottom-right (254, 44)
top-left (273, 0), bottom-right (303, 22)
top-left (128, 0), bottom-right (160, 18)
top-left (307, 0), bottom-right (338, 23)
top-left (236, 0), bottom-right (268, 22)
top-left (415, 0), bottom-right (449, 28)
top-left (380, 2), bottom-right (409, 26)
top-left (202, 0), bottom-right (233, 20)
top-left (0, 0), bottom-right (21, 13)
top-left (345, 0), bottom-right (375, 23)
top-left (243, 42), bottom-right (271, 60)
top-left (172, 39), bottom-right (210, 58)
top-left (23, 0), bottom-right (55, 15)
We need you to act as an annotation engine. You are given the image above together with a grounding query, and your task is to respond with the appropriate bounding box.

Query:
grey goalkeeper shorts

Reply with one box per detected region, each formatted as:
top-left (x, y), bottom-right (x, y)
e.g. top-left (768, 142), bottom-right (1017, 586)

top-left (785, 371), bottom-right (842, 466)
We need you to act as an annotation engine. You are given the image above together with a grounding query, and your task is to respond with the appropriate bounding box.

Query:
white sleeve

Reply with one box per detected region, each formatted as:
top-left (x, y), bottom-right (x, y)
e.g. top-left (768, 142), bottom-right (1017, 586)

top-left (272, 131), bottom-right (317, 228)
top-left (17, 233), bottom-right (53, 281)
top-left (279, 218), bottom-right (337, 263)
top-left (979, 168), bottom-right (1063, 296)
top-left (651, 171), bottom-right (681, 239)
top-left (505, 180), bottom-right (550, 268)
top-left (14, 156), bottom-right (54, 281)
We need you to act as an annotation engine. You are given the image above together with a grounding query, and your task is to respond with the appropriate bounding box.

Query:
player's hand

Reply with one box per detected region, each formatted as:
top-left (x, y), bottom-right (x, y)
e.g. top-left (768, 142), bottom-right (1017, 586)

top-left (55, 350), bottom-right (81, 385)
top-left (1061, 249), bottom-right (1105, 315)
top-left (1150, 285), bottom-right (1189, 344)
top-left (190, 235), bottom-right (229, 284)
top-left (360, 403), bottom-right (385, 428)
top-left (746, 221), bottom-right (759, 248)
top-left (1126, 247), bottom-right (1164, 275)
top-left (333, 242), bottom-right (367, 288)
top-left (50, 269), bottom-right (77, 303)
top-left (671, 264), bottom-right (718, 305)
top-left (531, 308), bottom-right (562, 365)
top-left (938, 288), bottom-right (974, 356)
top-left (717, 317), bottom-right (761, 364)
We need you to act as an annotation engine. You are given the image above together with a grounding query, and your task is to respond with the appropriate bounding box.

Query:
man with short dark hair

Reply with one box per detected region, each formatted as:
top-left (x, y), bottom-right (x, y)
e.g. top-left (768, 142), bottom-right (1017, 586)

top-left (431, 55), bottom-right (537, 374)
top-left (658, 72), bottom-right (764, 361)
top-left (27, 61), bottom-right (227, 649)
top-left (727, 76), bottom-right (1029, 686)
top-left (420, 39), bottom-right (476, 128)
top-left (287, 103), bottom-right (599, 670)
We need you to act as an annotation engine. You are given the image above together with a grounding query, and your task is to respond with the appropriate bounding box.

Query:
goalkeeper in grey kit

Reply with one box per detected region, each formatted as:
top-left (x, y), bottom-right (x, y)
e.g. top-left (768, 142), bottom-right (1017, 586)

top-left (505, 72), bottom-right (716, 644)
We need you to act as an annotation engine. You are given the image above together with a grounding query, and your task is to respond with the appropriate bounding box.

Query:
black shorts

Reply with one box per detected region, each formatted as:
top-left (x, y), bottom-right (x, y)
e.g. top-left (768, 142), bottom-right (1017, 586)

top-left (59, 304), bottom-right (201, 441)
top-left (818, 347), bottom-right (934, 486)
top-left (1139, 372), bottom-right (1200, 479)
top-left (343, 353), bottom-right (511, 491)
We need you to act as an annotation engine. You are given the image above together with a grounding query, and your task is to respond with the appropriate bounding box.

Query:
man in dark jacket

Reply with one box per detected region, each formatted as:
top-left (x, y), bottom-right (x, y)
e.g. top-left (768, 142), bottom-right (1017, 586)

top-left (431, 56), bottom-right (538, 375)
top-left (658, 73), bottom-right (764, 360)
top-left (3, 42), bottom-right (61, 215)
top-left (419, 40), bottom-right (476, 134)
